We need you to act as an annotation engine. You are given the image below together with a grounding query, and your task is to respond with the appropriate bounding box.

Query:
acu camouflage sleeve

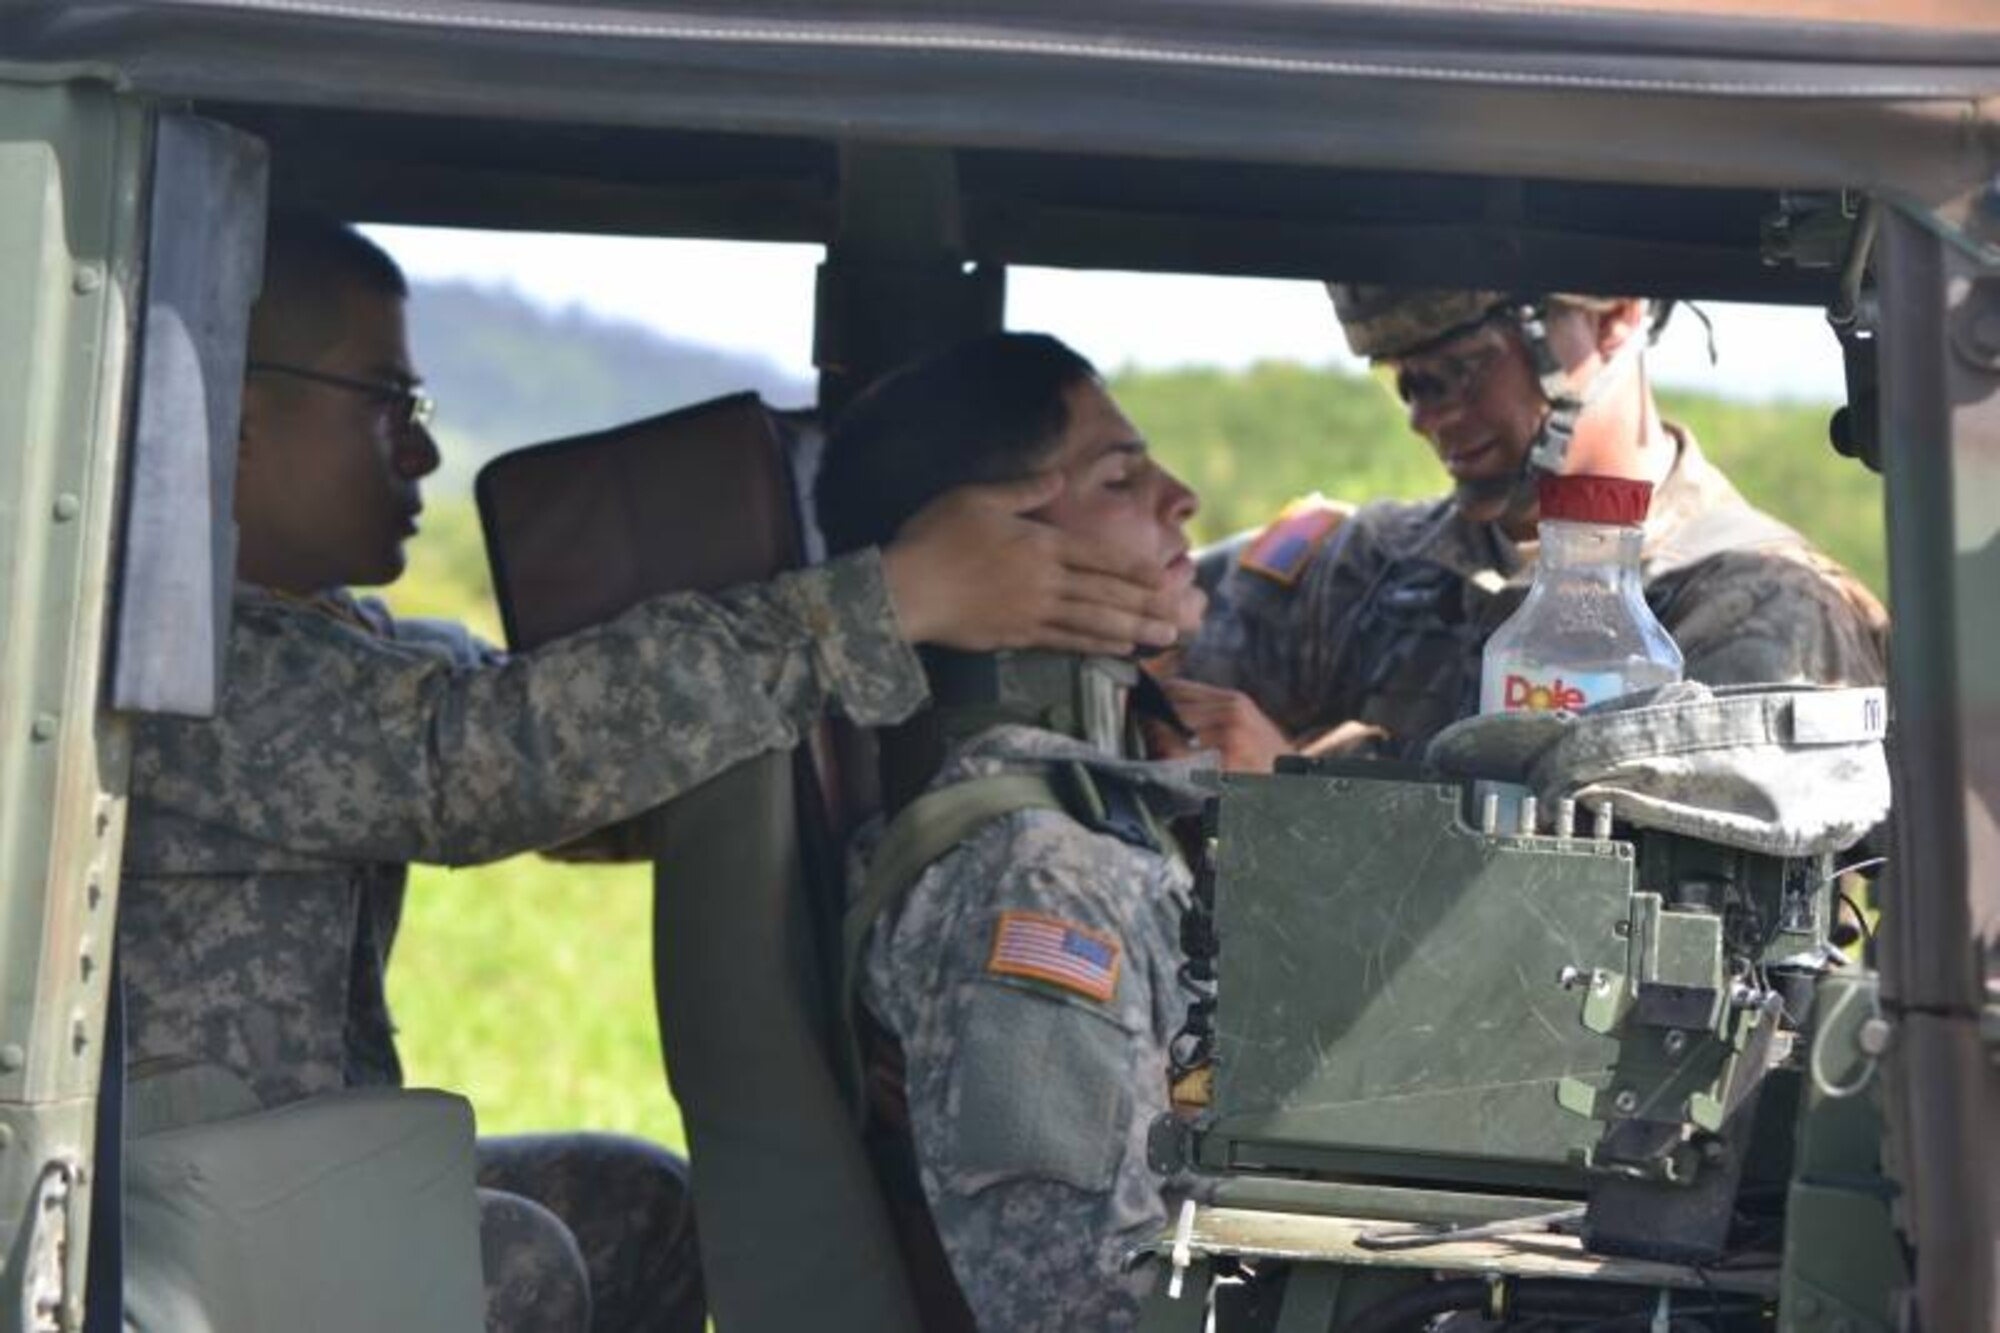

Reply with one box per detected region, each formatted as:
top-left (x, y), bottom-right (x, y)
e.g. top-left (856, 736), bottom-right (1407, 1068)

top-left (872, 813), bottom-right (1180, 1333)
top-left (131, 548), bottom-right (925, 866)
top-left (1657, 550), bottom-right (1888, 689)
top-left (1181, 520), bottom-right (1374, 737)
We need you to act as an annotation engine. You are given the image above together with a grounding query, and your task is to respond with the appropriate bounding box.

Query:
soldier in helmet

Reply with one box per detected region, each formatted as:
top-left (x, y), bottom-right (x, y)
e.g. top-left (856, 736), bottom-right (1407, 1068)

top-left (1165, 287), bottom-right (1888, 769)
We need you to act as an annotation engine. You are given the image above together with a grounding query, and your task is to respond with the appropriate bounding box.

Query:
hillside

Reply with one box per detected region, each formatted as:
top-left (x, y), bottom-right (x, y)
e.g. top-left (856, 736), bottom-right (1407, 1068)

top-left (410, 279), bottom-right (811, 487)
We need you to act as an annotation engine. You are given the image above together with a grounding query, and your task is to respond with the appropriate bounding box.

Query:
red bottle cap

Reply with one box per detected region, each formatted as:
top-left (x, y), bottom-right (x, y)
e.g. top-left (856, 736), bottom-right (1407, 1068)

top-left (1537, 474), bottom-right (1652, 527)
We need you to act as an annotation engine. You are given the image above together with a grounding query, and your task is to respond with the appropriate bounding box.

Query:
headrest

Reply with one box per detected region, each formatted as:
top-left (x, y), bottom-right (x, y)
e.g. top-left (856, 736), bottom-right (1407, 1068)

top-left (476, 393), bottom-right (819, 858)
top-left (1426, 681), bottom-right (1890, 857)
top-left (478, 392), bottom-right (807, 650)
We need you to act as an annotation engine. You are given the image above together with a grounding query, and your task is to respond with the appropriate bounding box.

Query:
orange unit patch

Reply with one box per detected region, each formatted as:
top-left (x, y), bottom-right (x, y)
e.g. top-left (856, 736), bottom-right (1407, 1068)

top-left (1239, 494), bottom-right (1352, 586)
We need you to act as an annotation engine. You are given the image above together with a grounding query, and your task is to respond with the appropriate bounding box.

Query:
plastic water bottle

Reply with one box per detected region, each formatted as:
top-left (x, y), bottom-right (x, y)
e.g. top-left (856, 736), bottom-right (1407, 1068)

top-left (1477, 474), bottom-right (1683, 831)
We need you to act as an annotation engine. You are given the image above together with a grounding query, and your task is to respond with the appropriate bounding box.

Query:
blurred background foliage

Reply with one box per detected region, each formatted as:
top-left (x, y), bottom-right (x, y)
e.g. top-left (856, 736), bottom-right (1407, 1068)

top-left (384, 283), bottom-right (1882, 1156)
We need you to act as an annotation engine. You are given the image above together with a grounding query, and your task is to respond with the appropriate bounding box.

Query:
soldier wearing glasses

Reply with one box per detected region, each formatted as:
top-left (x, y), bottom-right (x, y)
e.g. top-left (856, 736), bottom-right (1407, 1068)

top-left (120, 216), bottom-right (1190, 1333)
top-left (1165, 287), bottom-right (1888, 770)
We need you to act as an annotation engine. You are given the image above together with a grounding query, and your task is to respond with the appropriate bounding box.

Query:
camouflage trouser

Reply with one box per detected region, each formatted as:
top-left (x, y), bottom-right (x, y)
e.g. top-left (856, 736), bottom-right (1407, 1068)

top-left (476, 1132), bottom-right (705, 1333)
top-left (477, 1185), bottom-right (592, 1332)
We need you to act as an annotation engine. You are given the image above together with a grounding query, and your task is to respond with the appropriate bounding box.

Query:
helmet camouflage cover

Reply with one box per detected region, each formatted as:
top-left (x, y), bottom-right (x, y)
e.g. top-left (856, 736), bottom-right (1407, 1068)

top-left (1326, 285), bottom-right (1630, 360)
top-left (1326, 285), bottom-right (1509, 359)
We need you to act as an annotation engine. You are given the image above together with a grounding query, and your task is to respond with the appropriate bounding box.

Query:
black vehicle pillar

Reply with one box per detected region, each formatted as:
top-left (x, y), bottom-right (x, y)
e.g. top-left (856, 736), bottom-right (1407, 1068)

top-left (814, 144), bottom-right (1004, 417)
top-left (1875, 195), bottom-right (2000, 1333)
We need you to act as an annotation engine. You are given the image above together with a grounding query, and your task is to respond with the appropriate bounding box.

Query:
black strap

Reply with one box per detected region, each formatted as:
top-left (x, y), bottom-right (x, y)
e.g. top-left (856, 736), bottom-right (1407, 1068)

top-left (1052, 760), bottom-right (1166, 854)
top-left (84, 949), bottom-right (123, 1333)
top-left (1130, 671), bottom-right (1196, 747)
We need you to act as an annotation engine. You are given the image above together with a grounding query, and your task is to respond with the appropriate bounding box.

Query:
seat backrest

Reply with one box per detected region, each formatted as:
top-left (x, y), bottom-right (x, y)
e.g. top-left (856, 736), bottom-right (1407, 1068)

top-left (478, 394), bottom-right (924, 1333)
top-left (123, 1072), bottom-right (486, 1333)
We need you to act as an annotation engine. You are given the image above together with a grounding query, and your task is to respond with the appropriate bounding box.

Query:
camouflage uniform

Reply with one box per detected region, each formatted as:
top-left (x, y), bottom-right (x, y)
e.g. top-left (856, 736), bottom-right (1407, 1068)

top-left (856, 724), bottom-right (1207, 1333)
top-left (477, 1133), bottom-right (705, 1333)
top-left (1185, 428), bottom-right (1887, 756)
top-left (122, 549), bottom-right (925, 1333)
top-left (473, 1184), bottom-right (593, 1332)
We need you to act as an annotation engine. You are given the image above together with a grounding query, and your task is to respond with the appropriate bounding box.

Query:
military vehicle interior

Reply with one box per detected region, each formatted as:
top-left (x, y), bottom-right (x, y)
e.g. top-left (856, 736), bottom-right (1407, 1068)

top-left (5, 4), bottom-right (1996, 1330)
top-left (234, 102), bottom-right (1850, 299)
top-left (201, 101), bottom-right (1894, 1333)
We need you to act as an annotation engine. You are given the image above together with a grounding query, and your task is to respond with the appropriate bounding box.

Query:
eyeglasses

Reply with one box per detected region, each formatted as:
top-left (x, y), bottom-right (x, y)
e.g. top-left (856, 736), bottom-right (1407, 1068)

top-left (247, 360), bottom-right (437, 430)
top-left (1389, 342), bottom-right (1504, 413)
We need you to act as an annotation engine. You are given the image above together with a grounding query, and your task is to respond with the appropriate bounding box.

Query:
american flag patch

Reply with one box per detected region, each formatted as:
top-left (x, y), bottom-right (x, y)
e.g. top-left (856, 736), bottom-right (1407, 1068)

top-left (987, 910), bottom-right (1121, 1003)
top-left (1239, 494), bottom-right (1350, 586)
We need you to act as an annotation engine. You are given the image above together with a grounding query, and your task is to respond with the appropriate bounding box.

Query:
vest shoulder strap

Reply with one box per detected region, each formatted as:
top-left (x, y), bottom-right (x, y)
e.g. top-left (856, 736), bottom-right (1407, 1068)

top-left (839, 773), bottom-right (1065, 1114)
top-left (844, 774), bottom-right (1066, 982)
top-left (838, 763), bottom-right (1167, 1116)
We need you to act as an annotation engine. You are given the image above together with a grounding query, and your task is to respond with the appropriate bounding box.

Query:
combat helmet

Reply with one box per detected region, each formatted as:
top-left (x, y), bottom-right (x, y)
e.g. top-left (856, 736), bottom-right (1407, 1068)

top-left (1326, 283), bottom-right (1642, 485)
top-left (1327, 286), bottom-right (1513, 360)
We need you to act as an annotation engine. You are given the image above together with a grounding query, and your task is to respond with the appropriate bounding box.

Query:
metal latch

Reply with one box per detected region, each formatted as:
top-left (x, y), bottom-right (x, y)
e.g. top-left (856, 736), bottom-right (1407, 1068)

top-left (1166, 1197), bottom-right (1199, 1299)
top-left (19, 1158), bottom-right (86, 1333)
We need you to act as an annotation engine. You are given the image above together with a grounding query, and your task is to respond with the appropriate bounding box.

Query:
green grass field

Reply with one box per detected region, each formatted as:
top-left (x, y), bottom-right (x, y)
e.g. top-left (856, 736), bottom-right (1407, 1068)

top-left (384, 363), bottom-right (1882, 1155)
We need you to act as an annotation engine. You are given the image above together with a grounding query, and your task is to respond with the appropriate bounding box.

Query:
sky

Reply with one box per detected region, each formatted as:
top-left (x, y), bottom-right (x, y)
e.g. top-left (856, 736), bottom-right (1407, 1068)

top-left (368, 226), bottom-right (1848, 403)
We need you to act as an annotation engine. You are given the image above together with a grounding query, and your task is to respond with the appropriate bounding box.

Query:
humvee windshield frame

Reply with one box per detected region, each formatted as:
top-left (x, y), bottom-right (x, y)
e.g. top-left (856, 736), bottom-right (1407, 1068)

top-left (2, 3), bottom-right (1996, 1330)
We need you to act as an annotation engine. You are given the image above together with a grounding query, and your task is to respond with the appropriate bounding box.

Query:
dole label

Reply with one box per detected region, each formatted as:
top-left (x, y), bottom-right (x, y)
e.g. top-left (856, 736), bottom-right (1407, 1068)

top-left (1502, 673), bottom-right (1590, 712)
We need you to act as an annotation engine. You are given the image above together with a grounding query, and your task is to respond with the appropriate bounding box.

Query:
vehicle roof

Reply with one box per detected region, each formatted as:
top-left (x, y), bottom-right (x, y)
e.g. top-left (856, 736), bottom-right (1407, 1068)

top-left (6, 2), bottom-right (1998, 300)
top-left (15, 1), bottom-right (1999, 107)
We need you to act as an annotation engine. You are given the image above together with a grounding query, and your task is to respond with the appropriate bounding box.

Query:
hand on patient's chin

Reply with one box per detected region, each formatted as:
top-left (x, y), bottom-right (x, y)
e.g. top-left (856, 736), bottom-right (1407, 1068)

top-left (883, 473), bottom-right (1176, 654)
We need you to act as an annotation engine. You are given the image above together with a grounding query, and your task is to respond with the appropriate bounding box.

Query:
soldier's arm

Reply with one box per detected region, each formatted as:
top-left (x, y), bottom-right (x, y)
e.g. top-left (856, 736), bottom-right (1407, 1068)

top-left (132, 549), bottom-right (926, 865)
top-left (1660, 552), bottom-right (1889, 689)
top-left (927, 1180), bottom-right (1159, 1333)
top-left (1180, 499), bottom-right (1373, 736)
top-left (868, 817), bottom-right (1179, 1333)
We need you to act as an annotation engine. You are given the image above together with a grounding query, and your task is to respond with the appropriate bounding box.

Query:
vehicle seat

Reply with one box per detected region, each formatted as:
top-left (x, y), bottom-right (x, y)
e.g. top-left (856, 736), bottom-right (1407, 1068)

top-left (477, 394), bottom-right (930, 1333)
top-left (122, 1063), bottom-right (486, 1333)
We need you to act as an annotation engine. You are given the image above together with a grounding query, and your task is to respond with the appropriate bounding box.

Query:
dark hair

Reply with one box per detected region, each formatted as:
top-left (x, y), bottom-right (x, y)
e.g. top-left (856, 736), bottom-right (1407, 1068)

top-left (249, 213), bottom-right (409, 363)
top-left (816, 332), bottom-right (1099, 554)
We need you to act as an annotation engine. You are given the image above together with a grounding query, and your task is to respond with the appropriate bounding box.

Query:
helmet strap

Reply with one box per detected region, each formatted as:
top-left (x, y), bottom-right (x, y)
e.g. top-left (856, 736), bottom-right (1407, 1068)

top-left (1506, 298), bottom-right (1647, 489)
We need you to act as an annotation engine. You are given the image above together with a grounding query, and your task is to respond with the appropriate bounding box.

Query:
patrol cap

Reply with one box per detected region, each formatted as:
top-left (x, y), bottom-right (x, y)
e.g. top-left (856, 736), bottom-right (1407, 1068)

top-left (1325, 285), bottom-right (1630, 360)
top-left (1425, 681), bottom-right (1890, 857)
